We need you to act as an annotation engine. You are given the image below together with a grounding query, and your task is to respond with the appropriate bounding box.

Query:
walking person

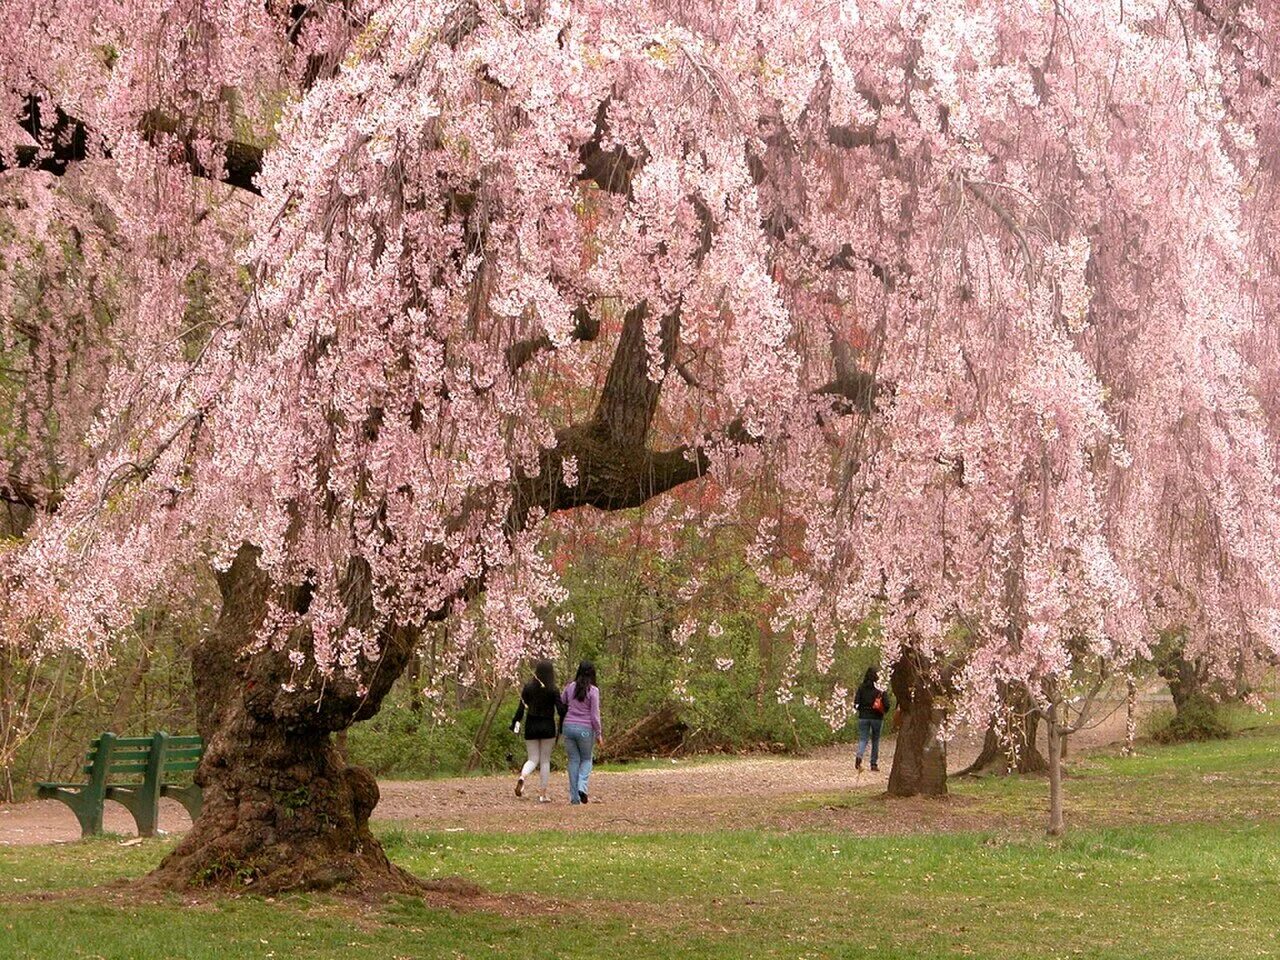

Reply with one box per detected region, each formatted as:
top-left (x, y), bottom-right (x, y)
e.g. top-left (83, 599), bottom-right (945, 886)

top-left (511, 659), bottom-right (566, 803)
top-left (561, 661), bottom-right (603, 804)
top-left (854, 667), bottom-right (890, 772)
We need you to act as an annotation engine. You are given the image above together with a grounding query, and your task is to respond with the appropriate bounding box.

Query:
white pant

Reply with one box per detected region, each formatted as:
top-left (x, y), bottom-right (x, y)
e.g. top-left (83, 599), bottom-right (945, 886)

top-left (521, 738), bottom-right (554, 792)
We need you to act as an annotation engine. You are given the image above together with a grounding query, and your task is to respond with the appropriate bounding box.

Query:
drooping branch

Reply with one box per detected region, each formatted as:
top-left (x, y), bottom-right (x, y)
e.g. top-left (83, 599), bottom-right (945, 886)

top-left (1191, 0), bottom-right (1274, 89)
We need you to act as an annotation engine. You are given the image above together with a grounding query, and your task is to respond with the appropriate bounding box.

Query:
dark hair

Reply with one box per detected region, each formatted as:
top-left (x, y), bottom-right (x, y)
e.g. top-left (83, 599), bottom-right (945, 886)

top-left (862, 667), bottom-right (879, 687)
top-left (533, 659), bottom-right (556, 688)
top-left (572, 660), bottom-right (597, 701)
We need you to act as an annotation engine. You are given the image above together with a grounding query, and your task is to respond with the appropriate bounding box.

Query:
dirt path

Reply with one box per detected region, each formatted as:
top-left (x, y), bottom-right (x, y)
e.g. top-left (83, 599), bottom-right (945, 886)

top-left (0, 695), bottom-right (1151, 846)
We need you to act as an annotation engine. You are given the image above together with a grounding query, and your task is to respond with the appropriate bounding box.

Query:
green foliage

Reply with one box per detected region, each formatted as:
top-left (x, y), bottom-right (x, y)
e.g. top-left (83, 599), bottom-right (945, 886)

top-left (550, 528), bottom-right (876, 753)
top-left (344, 698), bottom-right (523, 779)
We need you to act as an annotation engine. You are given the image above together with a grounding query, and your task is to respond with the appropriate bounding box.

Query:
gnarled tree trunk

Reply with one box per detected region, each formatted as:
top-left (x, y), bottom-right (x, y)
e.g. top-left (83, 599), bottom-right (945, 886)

top-left (149, 548), bottom-right (423, 894)
top-left (886, 651), bottom-right (947, 797)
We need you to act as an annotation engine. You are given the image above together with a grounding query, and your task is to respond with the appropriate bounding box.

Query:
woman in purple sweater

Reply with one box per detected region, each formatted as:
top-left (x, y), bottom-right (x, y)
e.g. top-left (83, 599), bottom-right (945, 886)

top-left (560, 661), bottom-right (604, 804)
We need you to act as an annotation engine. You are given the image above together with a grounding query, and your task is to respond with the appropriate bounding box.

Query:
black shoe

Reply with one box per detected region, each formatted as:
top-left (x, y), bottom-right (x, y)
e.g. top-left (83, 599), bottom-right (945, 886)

top-left (579, 791), bottom-right (588, 804)
top-left (855, 756), bottom-right (863, 771)
top-left (870, 764), bottom-right (880, 772)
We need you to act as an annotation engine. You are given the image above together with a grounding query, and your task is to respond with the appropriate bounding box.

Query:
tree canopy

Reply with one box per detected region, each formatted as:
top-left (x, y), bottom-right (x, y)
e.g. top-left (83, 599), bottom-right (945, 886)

top-left (2, 0), bottom-right (1278, 845)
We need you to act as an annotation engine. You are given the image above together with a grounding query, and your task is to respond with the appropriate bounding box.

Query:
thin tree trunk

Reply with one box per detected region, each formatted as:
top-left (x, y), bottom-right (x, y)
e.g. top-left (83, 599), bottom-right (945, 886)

top-left (886, 652), bottom-right (947, 797)
top-left (465, 678), bottom-right (508, 774)
top-left (1124, 677), bottom-right (1137, 756)
top-left (109, 645), bottom-right (152, 732)
top-left (1046, 702), bottom-right (1064, 837)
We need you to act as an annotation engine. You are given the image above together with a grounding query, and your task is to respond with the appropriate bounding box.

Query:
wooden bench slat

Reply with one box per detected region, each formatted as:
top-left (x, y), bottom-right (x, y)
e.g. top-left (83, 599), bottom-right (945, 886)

top-left (163, 747), bottom-right (204, 758)
top-left (84, 760), bottom-right (151, 772)
top-left (87, 749), bottom-right (154, 761)
top-left (88, 742), bottom-right (152, 757)
top-left (163, 760), bottom-right (201, 772)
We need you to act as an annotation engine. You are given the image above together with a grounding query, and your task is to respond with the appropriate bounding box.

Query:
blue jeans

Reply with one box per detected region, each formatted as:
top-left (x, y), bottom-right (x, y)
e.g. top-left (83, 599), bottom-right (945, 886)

top-left (562, 723), bottom-right (596, 803)
top-left (857, 718), bottom-right (883, 766)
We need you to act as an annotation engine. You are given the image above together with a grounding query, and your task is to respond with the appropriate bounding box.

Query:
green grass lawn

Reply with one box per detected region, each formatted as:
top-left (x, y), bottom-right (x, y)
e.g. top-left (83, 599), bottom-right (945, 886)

top-left (3, 724), bottom-right (1279, 960)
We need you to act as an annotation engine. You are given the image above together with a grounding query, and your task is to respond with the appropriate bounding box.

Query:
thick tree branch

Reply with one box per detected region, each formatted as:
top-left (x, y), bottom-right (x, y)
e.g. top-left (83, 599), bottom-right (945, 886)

top-left (593, 303), bottom-right (680, 447)
top-left (511, 361), bottom-right (878, 532)
top-left (1, 473), bottom-right (51, 511)
top-left (139, 112), bottom-right (264, 195)
top-left (1, 98), bottom-right (264, 195)
top-left (504, 305), bottom-right (601, 374)
top-left (577, 100), bottom-right (639, 196)
top-left (2, 98), bottom-right (89, 178)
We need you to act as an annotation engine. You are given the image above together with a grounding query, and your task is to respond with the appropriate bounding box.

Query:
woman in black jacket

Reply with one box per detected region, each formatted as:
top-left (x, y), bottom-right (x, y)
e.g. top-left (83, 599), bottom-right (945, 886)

top-left (853, 667), bottom-right (891, 772)
top-left (511, 660), bottom-right (567, 802)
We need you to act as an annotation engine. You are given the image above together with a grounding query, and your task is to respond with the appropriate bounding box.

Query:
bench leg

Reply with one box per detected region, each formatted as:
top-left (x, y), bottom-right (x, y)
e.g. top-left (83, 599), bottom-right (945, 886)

top-left (37, 787), bottom-right (104, 838)
top-left (107, 786), bottom-right (159, 837)
top-left (161, 783), bottom-right (203, 823)
top-left (76, 795), bottom-right (105, 837)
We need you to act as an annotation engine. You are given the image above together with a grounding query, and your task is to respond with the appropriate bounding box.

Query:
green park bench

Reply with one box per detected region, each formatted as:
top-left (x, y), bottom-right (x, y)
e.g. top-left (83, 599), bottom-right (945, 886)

top-left (35, 731), bottom-right (204, 838)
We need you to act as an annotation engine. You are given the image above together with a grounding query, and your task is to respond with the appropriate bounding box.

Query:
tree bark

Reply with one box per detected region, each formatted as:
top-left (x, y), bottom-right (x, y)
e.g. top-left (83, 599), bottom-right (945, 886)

top-left (148, 548), bottom-right (423, 894)
top-left (1159, 649), bottom-right (1203, 714)
top-left (886, 652), bottom-right (947, 797)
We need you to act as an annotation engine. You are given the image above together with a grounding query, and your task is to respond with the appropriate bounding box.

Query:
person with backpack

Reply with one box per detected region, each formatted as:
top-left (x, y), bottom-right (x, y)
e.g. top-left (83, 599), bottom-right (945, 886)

top-left (511, 659), bottom-right (567, 803)
top-left (854, 666), bottom-right (891, 772)
top-left (560, 661), bottom-right (604, 804)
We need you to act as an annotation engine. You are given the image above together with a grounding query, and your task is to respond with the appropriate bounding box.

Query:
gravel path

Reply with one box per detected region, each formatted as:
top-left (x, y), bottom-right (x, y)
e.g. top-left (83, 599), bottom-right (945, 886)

top-left (0, 696), bottom-right (1151, 845)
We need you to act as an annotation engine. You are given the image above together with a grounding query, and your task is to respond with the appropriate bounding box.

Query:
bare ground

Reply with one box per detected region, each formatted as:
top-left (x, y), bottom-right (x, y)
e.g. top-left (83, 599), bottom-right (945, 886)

top-left (0, 696), bottom-right (1149, 846)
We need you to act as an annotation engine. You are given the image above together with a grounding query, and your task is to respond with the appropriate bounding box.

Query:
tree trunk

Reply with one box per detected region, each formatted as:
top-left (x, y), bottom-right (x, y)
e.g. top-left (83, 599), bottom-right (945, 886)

top-left (1124, 677), bottom-right (1137, 756)
top-left (886, 653), bottom-right (947, 797)
top-left (1046, 702), bottom-right (1065, 836)
top-left (147, 547), bottom-right (424, 894)
top-left (137, 302), bottom-right (881, 894)
top-left (956, 685), bottom-right (1048, 777)
top-left (1162, 654), bottom-right (1201, 713)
